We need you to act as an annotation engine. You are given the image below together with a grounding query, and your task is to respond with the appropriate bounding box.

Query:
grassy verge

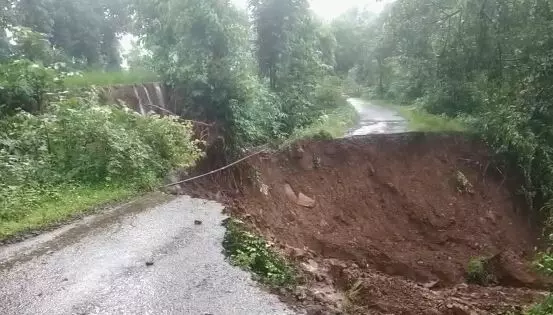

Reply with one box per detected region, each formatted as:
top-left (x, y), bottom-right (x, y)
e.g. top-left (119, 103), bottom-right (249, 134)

top-left (280, 98), bottom-right (359, 147)
top-left (0, 184), bottom-right (137, 240)
top-left (526, 295), bottom-right (553, 315)
top-left (223, 218), bottom-right (297, 287)
top-left (64, 70), bottom-right (159, 87)
top-left (370, 99), bottom-right (467, 132)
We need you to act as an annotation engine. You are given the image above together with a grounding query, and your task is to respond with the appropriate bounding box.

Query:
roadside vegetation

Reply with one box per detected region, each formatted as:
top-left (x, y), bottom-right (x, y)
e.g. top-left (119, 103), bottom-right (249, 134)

top-left (369, 100), bottom-right (467, 133)
top-left (223, 219), bottom-right (296, 287)
top-left (63, 70), bottom-right (159, 88)
top-left (0, 65), bottom-right (203, 238)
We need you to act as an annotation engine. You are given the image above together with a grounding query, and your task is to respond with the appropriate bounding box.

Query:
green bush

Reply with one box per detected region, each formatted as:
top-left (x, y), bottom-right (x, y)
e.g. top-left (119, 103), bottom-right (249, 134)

top-left (534, 251), bottom-right (553, 276)
top-left (466, 257), bottom-right (494, 285)
top-left (527, 295), bottom-right (553, 315)
top-left (0, 59), bottom-right (60, 116)
top-left (0, 95), bottom-right (203, 221)
top-left (223, 219), bottom-right (296, 287)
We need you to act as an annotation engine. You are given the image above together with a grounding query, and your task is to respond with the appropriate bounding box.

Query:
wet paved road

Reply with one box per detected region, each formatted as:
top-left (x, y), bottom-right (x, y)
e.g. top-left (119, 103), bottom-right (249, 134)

top-left (0, 194), bottom-right (295, 315)
top-left (346, 98), bottom-right (408, 136)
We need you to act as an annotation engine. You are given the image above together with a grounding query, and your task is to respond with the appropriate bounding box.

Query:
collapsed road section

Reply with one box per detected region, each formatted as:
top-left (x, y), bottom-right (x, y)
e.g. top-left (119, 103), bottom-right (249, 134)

top-left (188, 133), bottom-right (550, 314)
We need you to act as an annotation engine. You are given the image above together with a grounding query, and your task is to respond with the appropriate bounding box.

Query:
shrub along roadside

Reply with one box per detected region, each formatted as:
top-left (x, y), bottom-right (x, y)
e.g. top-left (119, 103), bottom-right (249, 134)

top-left (0, 93), bottom-right (203, 240)
top-left (526, 295), bottom-right (553, 315)
top-left (223, 219), bottom-right (296, 287)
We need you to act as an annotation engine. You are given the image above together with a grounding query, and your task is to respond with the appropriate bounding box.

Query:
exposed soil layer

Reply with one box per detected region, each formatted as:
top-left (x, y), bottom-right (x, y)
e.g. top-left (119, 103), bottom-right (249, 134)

top-left (185, 133), bottom-right (549, 314)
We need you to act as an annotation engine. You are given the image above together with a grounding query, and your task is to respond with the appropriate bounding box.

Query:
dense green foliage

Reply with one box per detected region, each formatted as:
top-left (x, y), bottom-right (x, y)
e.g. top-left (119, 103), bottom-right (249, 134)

top-left (223, 219), bottom-right (296, 286)
top-left (133, 0), bottom-right (349, 151)
top-left (0, 61), bottom-right (202, 237)
top-left (0, 91), bottom-right (202, 216)
top-left (1, 0), bottom-right (130, 68)
top-left (527, 295), bottom-right (553, 315)
top-left (0, 59), bottom-right (60, 115)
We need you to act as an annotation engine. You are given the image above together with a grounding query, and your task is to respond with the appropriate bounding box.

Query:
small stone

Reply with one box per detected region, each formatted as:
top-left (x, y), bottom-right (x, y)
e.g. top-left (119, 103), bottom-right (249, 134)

top-left (300, 259), bottom-right (319, 273)
top-left (306, 305), bottom-right (326, 315)
top-left (194, 220), bottom-right (203, 225)
top-left (292, 247), bottom-right (307, 259)
top-left (145, 261), bottom-right (154, 266)
top-left (295, 286), bottom-right (308, 301)
top-left (290, 145), bottom-right (305, 159)
top-left (37, 292), bottom-right (43, 297)
top-left (313, 291), bottom-right (327, 303)
top-left (386, 182), bottom-right (399, 193)
top-left (422, 280), bottom-right (440, 289)
top-left (62, 278), bottom-right (68, 282)
top-left (367, 162), bottom-right (376, 176)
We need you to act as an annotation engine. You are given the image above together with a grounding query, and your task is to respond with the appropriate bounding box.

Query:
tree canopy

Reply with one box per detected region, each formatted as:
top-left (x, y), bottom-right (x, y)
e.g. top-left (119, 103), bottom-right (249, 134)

top-left (2, 0), bottom-right (130, 68)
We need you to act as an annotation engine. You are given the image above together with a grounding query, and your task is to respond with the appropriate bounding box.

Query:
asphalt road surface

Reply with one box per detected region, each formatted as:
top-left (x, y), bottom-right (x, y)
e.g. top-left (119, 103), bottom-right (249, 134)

top-left (346, 98), bottom-right (408, 136)
top-left (0, 194), bottom-right (296, 315)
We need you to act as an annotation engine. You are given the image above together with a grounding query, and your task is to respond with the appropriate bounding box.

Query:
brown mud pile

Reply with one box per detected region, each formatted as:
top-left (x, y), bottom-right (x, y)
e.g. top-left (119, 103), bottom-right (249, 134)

top-left (186, 133), bottom-right (550, 314)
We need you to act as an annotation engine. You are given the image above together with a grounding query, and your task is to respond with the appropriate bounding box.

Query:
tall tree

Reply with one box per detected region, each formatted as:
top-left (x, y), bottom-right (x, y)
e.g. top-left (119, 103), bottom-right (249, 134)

top-left (13, 0), bottom-right (130, 68)
top-left (249, 0), bottom-right (312, 89)
top-left (133, 0), bottom-right (266, 147)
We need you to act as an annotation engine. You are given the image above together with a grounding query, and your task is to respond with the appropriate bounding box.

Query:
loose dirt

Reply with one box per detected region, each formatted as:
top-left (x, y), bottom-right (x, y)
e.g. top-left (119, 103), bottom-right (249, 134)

top-left (184, 133), bottom-right (550, 314)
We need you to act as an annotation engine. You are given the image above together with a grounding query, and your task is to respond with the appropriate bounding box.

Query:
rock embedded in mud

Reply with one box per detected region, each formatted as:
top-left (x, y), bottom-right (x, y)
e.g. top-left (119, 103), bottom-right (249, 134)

top-left (290, 145), bottom-right (305, 159)
top-left (367, 162), bottom-right (376, 176)
top-left (385, 182), bottom-right (399, 193)
top-left (291, 247), bottom-right (307, 259)
top-left (297, 193), bottom-right (316, 208)
top-left (488, 250), bottom-right (544, 288)
top-left (422, 280), bottom-right (440, 289)
top-left (305, 305), bottom-right (327, 315)
top-left (295, 286), bottom-right (308, 301)
top-left (444, 303), bottom-right (472, 315)
top-left (283, 184), bottom-right (298, 203)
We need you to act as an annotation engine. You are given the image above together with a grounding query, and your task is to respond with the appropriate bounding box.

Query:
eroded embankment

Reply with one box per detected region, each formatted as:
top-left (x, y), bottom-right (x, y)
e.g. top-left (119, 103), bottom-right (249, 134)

top-left (184, 133), bottom-right (549, 314)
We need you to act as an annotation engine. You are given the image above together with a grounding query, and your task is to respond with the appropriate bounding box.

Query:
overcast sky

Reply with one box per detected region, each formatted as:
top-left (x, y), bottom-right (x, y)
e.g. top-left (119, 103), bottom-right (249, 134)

top-left (231, 0), bottom-right (393, 20)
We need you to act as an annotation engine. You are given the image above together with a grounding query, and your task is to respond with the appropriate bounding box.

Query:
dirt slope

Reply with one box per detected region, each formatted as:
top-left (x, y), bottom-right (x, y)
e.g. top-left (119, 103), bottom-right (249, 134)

top-left (189, 133), bottom-right (548, 313)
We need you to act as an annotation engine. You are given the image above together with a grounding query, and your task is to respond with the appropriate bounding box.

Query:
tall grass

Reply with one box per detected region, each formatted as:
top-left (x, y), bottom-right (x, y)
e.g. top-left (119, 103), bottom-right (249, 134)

top-left (370, 99), bottom-right (467, 133)
top-left (64, 70), bottom-right (159, 87)
top-left (0, 184), bottom-right (136, 239)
